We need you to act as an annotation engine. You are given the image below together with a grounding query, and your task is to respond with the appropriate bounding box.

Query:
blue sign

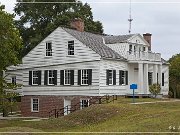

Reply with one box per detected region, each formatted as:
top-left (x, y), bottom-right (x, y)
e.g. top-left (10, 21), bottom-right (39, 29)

top-left (130, 84), bottom-right (137, 90)
top-left (130, 83), bottom-right (138, 103)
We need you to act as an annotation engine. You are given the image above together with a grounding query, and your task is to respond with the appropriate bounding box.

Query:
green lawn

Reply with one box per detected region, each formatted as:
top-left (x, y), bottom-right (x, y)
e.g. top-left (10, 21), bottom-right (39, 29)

top-left (0, 97), bottom-right (180, 134)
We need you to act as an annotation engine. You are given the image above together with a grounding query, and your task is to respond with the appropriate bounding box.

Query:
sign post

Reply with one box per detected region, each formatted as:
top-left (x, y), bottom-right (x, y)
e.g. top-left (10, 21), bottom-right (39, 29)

top-left (130, 84), bottom-right (137, 103)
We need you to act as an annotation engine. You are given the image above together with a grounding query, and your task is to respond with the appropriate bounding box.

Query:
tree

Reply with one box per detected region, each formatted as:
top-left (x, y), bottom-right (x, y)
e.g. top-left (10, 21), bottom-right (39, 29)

top-left (169, 54), bottom-right (180, 98)
top-left (0, 4), bottom-right (22, 116)
top-left (149, 83), bottom-right (161, 98)
top-left (14, 0), bottom-right (104, 56)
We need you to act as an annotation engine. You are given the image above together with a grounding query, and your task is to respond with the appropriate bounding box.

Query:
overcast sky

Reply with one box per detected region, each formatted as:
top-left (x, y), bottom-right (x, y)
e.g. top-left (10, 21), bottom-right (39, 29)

top-left (1, 0), bottom-right (180, 60)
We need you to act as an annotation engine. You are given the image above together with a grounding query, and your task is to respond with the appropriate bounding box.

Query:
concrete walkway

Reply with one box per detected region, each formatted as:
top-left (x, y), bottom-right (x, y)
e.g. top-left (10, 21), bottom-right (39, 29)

top-left (130, 99), bottom-right (180, 105)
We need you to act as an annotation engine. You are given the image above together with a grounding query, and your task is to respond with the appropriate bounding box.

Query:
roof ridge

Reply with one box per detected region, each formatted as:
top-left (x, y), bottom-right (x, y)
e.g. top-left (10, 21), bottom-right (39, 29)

top-left (61, 27), bottom-right (104, 37)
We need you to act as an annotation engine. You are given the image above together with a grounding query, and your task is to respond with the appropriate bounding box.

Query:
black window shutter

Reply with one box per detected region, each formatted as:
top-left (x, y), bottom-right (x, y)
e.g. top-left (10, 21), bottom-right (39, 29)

top-left (70, 70), bottom-right (74, 85)
top-left (60, 70), bottom-right (64, 85)
top-left (88, 69), bottom-right (92, 85)
top-left (78, 70), bottom-right (81, 85)
top-left (44, 70), bottom-right (48, 85)
top-left (38, 71), bottom-right (41, 85)
top-left (162, 73), bottom-right (164, 86)
top-left (126, 71), bottom-right (128, 85)
top-left (113, 70), bottom-right (116, 85)
top-left (106, 70), bottom-right (109, 85)
top-left (119, 70), bottom-right (123, 85)
top-left (53, 70), bottom-right (57, 85)
top-left (29, 71), bottom-right (32, 85)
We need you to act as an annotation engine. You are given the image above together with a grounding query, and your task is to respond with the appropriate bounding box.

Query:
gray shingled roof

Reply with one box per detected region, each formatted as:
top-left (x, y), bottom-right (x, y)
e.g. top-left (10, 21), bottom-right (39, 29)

top-left (62, 27), bottom-right (132, 60)
top-left (104, 34), bottom-right (135, 44)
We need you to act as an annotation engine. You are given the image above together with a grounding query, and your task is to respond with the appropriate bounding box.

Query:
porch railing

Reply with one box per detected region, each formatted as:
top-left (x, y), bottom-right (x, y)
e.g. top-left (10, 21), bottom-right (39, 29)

top-left (127, 51), bottom-right (161, 62)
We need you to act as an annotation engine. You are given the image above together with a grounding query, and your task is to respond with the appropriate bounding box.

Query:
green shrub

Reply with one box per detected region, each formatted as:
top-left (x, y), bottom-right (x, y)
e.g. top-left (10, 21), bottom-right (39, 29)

top-left (149, 83), bottom-right (161, 98)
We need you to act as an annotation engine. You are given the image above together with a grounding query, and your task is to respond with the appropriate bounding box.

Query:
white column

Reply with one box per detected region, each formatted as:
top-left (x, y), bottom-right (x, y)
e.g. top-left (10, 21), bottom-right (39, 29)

top-left (144, 63), bottom-right (148, 94)
top-left (153, 64), bottom-right (158, 84)
top-left (138, 63), bottom-right (144, 94)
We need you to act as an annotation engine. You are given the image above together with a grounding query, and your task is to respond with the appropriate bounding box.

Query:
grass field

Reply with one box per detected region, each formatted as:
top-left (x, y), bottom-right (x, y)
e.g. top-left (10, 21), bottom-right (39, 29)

top-left (0, 97), bottom-right (180, 134)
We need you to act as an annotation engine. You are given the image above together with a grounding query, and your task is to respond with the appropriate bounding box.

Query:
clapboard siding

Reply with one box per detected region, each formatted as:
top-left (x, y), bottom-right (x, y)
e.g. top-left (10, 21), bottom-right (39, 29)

top-left (99, 59), bottom-right (128, 95)
top-left (23, 90), bottom-right (99, 96)
top-left (5, 70), bottom-right (23, 95)
top-left (21, 61), bottom-right (100, 96)
top-left (22, 27), bottom-right (100, 68)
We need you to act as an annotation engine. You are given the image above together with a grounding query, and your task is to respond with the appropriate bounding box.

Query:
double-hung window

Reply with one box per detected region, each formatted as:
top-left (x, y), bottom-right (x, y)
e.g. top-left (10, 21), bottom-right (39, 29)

top-left (107, 70), bottom-right (116, 85)
top-left (31, 98), bottom-right (39, 112)
top-left (81, 99), bottom-right (89, 109)
top-left (78, 69), bottom-right (92, 85)
top-left (29, 71), bottom-right (41, 85)
top-left (32, 71), bottom-right (39, 85)
top-left (81, 70), bottom-right (88, 85)
top-left (48, 70), bottom-right (54, 85)
top-left (64, 70), bottom-right (71, 85)
top-left (60, 70), bottom-right (74, 85)
top-left (12, 76), bottom-right (16, 85)
top-left (119, 70), bottom-right (128, 85)
top-left (46, 42), bottom-right (52, 56)
top-left (68, 41), bottom-right (74, 55)
top-left (44, 70), bottom-right (57, 85)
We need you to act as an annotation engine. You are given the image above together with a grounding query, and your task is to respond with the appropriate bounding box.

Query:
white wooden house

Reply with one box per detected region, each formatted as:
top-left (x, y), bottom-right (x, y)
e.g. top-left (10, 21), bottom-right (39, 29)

top-left (6, 18), bottom-right (169, 117)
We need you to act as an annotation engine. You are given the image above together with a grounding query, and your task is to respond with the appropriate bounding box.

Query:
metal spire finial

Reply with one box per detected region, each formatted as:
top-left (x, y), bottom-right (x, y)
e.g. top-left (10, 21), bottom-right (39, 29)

top-left (128, 0), bottom-right (133, 34)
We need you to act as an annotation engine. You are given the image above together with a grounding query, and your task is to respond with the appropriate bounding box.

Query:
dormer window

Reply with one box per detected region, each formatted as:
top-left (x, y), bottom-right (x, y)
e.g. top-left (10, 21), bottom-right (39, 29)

top-left (68, 41), bottom-right (74, 55)
top-left (46, 42), bottom-right (52, 56)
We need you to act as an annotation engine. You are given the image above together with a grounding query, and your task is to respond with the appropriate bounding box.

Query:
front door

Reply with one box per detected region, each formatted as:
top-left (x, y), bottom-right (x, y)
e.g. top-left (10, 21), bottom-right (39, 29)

top-left (64, 99), bottom-right (71, 115)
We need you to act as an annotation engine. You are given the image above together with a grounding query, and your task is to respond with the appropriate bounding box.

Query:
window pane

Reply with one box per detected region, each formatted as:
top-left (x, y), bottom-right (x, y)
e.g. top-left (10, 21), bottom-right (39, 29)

top-left (81, 70), bottom-right (89, 85)
top-left (46, 42), bottom-right (52, 56)
top-left (81, 99), bottom-right (89, 109)
top-left (64, 70), bottom-right (71, 85)
top-left (32, 71), bottom-right (38, 85)
top-left (48, 70), bottom-right (54, 84)
top-left (32, 99), bottom-right (39, 111)
top-left (68, 41), bottom-right (74, 55)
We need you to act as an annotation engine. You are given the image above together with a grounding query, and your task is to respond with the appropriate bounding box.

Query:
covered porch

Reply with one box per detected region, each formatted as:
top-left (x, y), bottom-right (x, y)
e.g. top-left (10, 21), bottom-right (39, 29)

top-left (127, 62), bottom-right (162, 95)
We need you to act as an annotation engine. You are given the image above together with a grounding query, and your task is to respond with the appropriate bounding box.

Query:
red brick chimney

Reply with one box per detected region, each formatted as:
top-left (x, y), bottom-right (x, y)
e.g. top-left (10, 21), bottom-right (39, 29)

top-left (70, 18), bottom-right (84, 32)
top-left (143, 33), bottom-right (152, 51)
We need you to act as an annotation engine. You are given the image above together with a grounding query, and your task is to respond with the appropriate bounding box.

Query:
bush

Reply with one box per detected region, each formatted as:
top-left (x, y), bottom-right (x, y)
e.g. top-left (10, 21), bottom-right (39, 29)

top-left (149, 83), bottom-right (161, 98)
